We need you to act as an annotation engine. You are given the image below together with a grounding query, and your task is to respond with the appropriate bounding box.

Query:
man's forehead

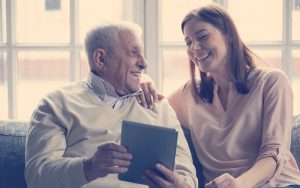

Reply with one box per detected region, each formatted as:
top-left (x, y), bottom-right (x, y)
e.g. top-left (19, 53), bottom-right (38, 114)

top-left (118, 30), bottom-right (144, 49)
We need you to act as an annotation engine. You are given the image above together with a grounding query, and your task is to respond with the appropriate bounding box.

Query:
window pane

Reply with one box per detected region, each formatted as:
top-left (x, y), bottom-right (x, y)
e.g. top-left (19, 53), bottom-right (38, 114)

top-left (292, 50), bottom-right (300, 115)
top-left (293, 0), bottom-right (300, 40)
top-left (163, 50), bottom-right (189, 95)
top-left (252, 50), bottom-right (282, 69)
top-left (80, 51), bottom-right (89, 79)
top-left (228, 0), bottom-right (282, 42)
top-left (161, 0), bottom-right (213, 43)
top-left (15, 0), bottom-right (69, 43)
top-left (0, 51), bottom-right (8, 119)
top-left (0, 0), bottom-right (6, 44)
top-left (17, 51), bottom-right (69, 120)
top-left (79, 0), bottom-right (127, 43)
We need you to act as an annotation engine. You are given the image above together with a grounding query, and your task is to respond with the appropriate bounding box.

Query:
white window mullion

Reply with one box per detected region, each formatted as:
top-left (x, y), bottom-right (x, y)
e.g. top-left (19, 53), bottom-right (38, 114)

top-left (6, 0), bottom-right (17, 119)
top-left (70, 0), bottom-right (80, 81)
top-left (145, 0), bottom-right (161, 90)
top-left (283, 0), bottom-right (293, 80)
top-left (123, 0), bottom-right (134, 25)
top-left (132, 0), bottom-right (144, 35)
top-left (0, 0), bottom-right (3, 43)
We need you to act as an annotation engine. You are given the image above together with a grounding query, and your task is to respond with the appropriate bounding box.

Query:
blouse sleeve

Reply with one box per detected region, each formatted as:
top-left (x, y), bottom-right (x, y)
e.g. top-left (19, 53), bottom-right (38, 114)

top-left (257, 69), bottom-right (294, 176)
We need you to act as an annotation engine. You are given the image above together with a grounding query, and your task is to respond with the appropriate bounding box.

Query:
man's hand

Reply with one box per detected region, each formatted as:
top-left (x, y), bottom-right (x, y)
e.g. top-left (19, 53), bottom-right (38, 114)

top-left (83, 142), bottom-right (133, 182)
top-left (143, 163), bottom-right (190, 188)
top-left (205, 173), bottom-right (248, 188)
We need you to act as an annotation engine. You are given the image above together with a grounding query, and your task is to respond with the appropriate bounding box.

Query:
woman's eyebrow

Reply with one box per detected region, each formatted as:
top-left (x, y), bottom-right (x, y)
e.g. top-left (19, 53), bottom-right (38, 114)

top-left (184, 29), bottom-right (207, 41)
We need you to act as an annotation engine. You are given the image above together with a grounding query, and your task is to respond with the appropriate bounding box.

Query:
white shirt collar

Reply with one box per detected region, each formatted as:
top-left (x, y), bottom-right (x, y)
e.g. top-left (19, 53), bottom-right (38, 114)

top-left (86, 71), bottom-right (141, 108)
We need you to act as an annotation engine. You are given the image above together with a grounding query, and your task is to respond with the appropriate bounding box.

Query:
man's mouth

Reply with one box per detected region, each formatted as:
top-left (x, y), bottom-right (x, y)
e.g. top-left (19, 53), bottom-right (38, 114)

top-left (131, 72), bottom-right (141, 78)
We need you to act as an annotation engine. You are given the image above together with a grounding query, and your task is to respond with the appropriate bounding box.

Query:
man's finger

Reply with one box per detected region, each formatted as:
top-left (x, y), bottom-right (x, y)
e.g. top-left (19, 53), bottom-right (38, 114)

top-left (138, 89), bottom-right (148, 108)
top-left (144, 169), bottom-right (170, 188)
top-left (142, 174), bottom-right (159, 188)
top-left (102, 158), bottom-right (131, 167)
top-left (155, 163), bottom-right (176, 183)
top-left (100, 150), bottom-right (133, 160)
top-left (98, 142), bottom-right (127, 153)
top-left (102, 166), bottom-right (129, 174)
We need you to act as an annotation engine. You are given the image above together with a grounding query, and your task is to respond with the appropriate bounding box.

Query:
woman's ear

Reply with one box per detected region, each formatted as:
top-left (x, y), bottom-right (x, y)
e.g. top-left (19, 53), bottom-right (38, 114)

top-left (93, 48), bottom-right (107, 71)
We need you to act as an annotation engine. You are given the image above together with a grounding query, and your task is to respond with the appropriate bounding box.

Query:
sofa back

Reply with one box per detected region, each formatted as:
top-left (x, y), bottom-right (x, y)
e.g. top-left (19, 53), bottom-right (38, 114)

top-left (0, 117), bottom-right (300, 188)
top-left (0, 121), bottom-right (28, 188)
top-left (292, 115), bottom-right (300, 167)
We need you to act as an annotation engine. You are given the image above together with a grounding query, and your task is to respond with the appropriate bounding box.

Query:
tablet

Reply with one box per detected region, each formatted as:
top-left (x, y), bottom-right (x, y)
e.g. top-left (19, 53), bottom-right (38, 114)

top-left (118, 121), bottom-right (178, 185)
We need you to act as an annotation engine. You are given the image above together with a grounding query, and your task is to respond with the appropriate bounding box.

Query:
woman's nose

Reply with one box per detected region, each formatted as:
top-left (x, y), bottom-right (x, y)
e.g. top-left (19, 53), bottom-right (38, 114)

top-left (192, 40), bottom-right (202, 50)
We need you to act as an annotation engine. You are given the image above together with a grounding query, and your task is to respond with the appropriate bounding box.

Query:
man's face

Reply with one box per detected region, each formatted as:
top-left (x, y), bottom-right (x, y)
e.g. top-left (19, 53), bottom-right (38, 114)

top-left (101, 30), bottom-right (148, 95)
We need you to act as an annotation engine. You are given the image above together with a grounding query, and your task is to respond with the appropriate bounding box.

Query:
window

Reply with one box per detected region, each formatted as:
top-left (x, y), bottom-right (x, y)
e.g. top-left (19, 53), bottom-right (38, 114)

top-left (1, 0), bottom-right (300, 120)
top-left (1, 0), bottom-right (133, 120)
top-left (0, 51), bottom-right (8, 120)
top-left (157, 0), bottom-right (300, 115)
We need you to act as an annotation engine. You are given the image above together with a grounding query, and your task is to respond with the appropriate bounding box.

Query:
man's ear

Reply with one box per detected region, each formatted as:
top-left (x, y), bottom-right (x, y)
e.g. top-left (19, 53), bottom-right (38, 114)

top-left (93, 48), bottom-right (107, 71)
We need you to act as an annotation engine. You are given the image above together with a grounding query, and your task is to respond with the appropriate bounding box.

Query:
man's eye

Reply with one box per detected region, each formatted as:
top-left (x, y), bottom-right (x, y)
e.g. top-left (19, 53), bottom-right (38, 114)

top-left (185, 42), bottom-right (192, 47)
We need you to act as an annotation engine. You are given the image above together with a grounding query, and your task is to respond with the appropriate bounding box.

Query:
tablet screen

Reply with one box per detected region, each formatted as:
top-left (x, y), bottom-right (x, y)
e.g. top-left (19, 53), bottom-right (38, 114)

top-left (118, 121), bottom-right (178, 185)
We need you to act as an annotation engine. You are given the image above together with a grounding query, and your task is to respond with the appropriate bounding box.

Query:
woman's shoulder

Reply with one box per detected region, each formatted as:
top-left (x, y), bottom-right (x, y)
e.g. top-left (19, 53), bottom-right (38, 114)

top-left (248, 67), bottom-right (289, 86)
top-left (168, 80), bottom-right (194, 101)
top-left (170, 80), bottom-right (195, 96)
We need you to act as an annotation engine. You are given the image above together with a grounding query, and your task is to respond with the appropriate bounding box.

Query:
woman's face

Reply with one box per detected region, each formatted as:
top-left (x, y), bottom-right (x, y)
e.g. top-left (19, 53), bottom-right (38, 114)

top-left (183, 17), bottom-right (229, 74)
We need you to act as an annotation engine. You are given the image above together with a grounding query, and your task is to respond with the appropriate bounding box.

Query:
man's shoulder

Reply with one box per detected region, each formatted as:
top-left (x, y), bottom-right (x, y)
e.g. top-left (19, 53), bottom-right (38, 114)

top-left (152, 98), bottom-right (175, 114)
top-left (44, 80), bottom-right (87, 100)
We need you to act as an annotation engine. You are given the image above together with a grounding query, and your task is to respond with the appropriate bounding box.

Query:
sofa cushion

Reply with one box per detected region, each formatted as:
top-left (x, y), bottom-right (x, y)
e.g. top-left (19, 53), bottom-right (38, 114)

top-left (292, 115), bottom-right (300, 168)
top-left (0, 120), bottom-right (28, 188)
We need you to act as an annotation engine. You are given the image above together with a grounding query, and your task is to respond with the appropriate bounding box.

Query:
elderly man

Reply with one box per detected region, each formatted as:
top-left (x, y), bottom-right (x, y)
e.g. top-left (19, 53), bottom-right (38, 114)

top-left (25, 22), bottom-right (197, 188)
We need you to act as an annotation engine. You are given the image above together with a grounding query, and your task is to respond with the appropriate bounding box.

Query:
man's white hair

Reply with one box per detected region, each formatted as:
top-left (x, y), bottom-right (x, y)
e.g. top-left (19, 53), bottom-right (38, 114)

top-left (84, 21), bottom-right (143, 65)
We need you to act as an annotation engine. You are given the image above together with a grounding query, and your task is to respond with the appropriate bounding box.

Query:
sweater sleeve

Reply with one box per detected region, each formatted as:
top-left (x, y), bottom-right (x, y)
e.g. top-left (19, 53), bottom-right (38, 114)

top-left (25, 96), bottom-right (88, 188)
top-left (161, 99), bottom-right (198, 188)
top-left (257, 69), bottom-right (294, 179)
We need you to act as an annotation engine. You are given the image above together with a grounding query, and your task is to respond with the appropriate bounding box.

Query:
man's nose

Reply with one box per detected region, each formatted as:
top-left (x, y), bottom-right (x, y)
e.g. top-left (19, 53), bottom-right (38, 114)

top-left (137, 55), bottom-right (148, 70)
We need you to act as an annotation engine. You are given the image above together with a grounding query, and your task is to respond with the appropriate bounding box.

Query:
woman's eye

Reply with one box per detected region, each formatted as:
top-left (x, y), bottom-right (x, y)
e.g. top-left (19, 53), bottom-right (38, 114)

top-left (198, 35), bottom-right (208, 40)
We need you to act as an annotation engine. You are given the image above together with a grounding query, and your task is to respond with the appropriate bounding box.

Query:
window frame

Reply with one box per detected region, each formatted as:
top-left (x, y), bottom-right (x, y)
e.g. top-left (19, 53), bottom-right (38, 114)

top-left (150, 0), bottom-right (300, 93)
top-left (1, 0), bottom-right (136, 119)
top-left (1, 0), bottom-right (300, 119)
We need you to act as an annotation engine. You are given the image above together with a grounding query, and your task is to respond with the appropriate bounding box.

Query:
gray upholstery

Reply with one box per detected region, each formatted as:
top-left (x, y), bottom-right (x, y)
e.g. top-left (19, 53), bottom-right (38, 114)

top-left (292, 115), bottom-right (300, 168)
top-left (0, 120), bottom-right (28, 188)
top-left (0, 117), bottom-right (300, 188)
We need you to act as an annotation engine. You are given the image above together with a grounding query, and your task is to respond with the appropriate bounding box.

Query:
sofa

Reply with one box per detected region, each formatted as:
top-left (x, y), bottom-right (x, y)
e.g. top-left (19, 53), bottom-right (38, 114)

top-left (0, 116), bottom-right (300, 188)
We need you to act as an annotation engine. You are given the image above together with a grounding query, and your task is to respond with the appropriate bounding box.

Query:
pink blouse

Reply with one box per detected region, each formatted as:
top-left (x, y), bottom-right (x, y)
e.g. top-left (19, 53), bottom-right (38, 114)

top-left (168, 68), bottom-right (300, 187)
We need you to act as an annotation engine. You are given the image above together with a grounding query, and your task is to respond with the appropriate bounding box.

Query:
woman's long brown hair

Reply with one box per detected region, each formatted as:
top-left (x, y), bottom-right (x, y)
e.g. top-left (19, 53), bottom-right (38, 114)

top-left (181, 4), bottom-right (256, 103)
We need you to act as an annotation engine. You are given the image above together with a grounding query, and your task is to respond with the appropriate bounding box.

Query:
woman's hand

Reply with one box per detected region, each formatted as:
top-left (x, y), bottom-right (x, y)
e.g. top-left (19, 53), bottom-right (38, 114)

top-left (205, 173), bottom-right (249, 188)
top-left (143, 163), bottom-right (191, 188)
top-left (137, 74), bottom-right (164, 109)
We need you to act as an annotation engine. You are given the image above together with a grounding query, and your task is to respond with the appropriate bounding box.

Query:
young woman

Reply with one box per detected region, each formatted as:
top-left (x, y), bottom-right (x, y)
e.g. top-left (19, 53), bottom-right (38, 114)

top-left (139, 4), bottom-right (300, 188)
